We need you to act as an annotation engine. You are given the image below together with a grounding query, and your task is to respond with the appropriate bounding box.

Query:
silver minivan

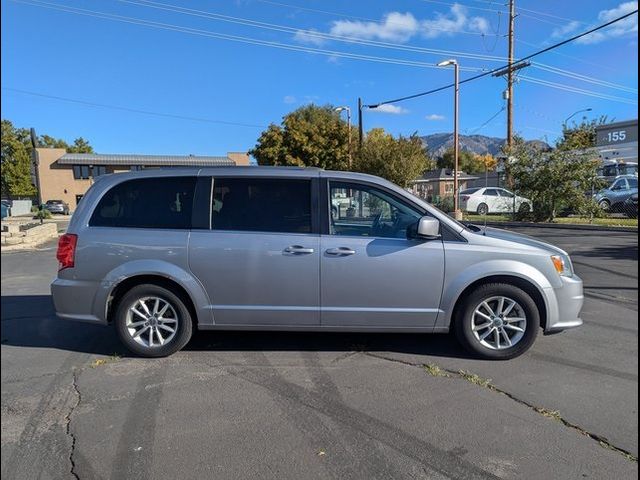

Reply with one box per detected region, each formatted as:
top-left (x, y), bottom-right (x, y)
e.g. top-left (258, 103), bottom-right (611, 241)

top-left (51, 167), bottom-right (583, 359)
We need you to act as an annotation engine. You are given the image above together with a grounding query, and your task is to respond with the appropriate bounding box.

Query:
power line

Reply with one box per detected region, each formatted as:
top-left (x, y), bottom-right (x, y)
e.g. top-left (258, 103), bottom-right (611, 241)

top-left (256, 0), bottom-right (501, 36)
top-left (369, 7), bottom-right (639, 106)
top-left (120, 0), bottom-right (638, 96)
top-left (2, 87), bottom-right (269, 128)
top-left (519, 76), bottom-right (638, 105)
top-left (532, 63), bottom-right (637, 94)
top-left (467, 106), bottom-right (505, 134)
top-left (118, 0), bottom-right (505, 63)
top-left (9, 0), bottom-right (484, 71)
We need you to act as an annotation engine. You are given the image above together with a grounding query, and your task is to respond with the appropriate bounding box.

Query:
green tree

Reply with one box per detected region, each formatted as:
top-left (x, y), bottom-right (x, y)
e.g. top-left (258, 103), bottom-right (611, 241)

top-left (506, 137), bottom-right (602, 222)
top-left (557, 115), bottom-right (611, 151)
top-left (67, 137), bottom-right (94, 153)
top-left (1, 120), bottom-right (37, 198)
top-left (438, 149), bottom-right (494, 174)
top-left (354, 128), bottom-right (433, 188)
top-left (251, 104), bottom-right (352, 169)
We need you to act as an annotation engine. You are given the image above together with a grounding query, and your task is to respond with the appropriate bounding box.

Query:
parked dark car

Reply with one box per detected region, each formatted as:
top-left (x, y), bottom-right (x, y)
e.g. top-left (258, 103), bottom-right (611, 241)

top-left (624, 193), bottom-right (638, 218)
top-left (44, 200), bottom-right (70, 215)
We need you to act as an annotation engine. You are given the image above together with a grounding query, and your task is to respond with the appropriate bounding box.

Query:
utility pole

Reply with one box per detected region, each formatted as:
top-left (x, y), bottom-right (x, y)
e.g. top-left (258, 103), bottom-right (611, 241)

top-left (358, 97), bottom-right (364, 149)
top-left (506, 0), bottom-right (515, 151)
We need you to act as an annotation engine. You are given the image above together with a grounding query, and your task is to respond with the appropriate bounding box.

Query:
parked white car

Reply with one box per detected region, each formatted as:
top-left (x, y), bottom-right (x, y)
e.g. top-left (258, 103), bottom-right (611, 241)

top-left (460, 187), bottom-right (533, 215)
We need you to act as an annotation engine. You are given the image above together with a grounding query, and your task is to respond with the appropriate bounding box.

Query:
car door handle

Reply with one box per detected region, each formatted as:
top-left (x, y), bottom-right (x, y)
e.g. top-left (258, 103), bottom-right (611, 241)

top-left (283, 245), bottom-right (315, 255)
top-left (325, 247), bottom-right (356, 256)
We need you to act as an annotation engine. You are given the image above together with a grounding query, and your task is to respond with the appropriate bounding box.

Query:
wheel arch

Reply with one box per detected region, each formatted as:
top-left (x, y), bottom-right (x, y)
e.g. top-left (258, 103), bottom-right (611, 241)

top-left (450, 275), bottom-right (548, 331)
top-left (91, 260), bottom-right (212, 327)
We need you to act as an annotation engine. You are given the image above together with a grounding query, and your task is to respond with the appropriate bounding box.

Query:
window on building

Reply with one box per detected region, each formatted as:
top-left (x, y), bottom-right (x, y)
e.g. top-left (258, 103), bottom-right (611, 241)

top-left (130, 165), bottom-right (145, 171)
top-left (93, 166), bottom-right (107, 177)
top-left (90, 177), bottom-right (196, 229)
top-left (72, 165), bottom-right (91, 180)
top-left (211, 178), bottom-right (311, 233)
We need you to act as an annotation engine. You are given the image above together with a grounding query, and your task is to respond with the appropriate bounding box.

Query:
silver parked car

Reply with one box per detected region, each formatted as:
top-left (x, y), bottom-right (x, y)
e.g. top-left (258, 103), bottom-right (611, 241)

top-left (52, 168), bottom-right (583, 359)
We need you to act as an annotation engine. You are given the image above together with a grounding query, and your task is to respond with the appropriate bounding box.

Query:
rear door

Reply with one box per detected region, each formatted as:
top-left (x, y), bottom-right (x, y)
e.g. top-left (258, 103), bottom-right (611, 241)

top-left (483, 188), bottom-right (501, 212)
top-left (320, 179), bottom-right (444, 328)
top-left (189, 175), bottom-right (321, 326)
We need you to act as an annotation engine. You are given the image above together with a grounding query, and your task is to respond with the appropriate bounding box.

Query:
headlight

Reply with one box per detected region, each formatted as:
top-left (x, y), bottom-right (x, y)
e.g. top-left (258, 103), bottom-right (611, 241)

top-left (551, 255), bottom-right (573, 277)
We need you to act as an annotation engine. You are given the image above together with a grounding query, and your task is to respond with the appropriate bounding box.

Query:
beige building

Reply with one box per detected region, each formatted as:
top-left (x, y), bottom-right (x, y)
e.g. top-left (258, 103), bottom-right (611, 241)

top-left (34, 149), bottom-right (250, 208)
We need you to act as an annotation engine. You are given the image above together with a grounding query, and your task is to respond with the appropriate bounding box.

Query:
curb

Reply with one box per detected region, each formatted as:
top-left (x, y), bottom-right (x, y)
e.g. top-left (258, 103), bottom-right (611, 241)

top-left (471, 221), bottom-right (638, 233)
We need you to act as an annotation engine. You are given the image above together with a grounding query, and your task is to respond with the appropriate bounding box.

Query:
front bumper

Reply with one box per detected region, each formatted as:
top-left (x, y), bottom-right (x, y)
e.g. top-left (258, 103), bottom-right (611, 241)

top-left (544, 274), bottom-right (584, 334)
top-left (51, 277), bottom-right (106, 324)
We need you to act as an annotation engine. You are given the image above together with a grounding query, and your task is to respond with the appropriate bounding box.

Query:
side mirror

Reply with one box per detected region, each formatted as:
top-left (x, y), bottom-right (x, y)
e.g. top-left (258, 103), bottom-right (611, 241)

top-left (409, 216), bottom-right (441, 240)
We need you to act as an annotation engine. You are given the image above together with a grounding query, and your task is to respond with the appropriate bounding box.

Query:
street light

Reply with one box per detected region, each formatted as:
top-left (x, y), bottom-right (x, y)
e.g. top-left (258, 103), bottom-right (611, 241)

top-left (437, 58), bottom-right (462, 220)
top-left (564, 108), bottom-right (592, 126)
top-left (335, 106), bottom-right (352, 168)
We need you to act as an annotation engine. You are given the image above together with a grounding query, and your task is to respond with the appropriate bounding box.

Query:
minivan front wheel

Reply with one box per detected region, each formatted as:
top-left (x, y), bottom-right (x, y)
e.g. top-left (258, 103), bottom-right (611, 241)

top-left (115, 284), bottom-right (193, 357)
top-left (455, 283), bottom-right (539, 360)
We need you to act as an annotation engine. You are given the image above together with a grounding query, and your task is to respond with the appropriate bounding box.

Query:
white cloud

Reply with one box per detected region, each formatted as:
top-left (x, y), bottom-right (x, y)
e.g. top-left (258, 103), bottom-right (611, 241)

top-left (293, 29), bottom-right (327, 46)
top-left (421, 4), bottom-right (489, 39)
top-left (329, 12), bottom-right (419, 43)
top-left (577, 1), bottom-right (638, 44)
top-left (371, 104), bottom-right (409, 114)
top-left (551, 20), bottom-right (581, 38)
top-left (292, 5), bottom-right (489, 46)
top-left (283, 95), bottom-right (296, 104)
top-left (425, 114), bottom-right (445, 121)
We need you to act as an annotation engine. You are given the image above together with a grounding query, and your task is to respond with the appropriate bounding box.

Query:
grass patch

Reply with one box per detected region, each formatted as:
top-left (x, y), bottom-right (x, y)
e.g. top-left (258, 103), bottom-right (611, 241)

top-left (424, 364), bottom-right (451, 377)
top-left (462, 214), bottom-right (637, 228)
top-left (534, 407), bottom-right (562, 421)
top-left (458, 370), bottom-right (492, 387)
top-left (90, 354), bottom-right (120, 368)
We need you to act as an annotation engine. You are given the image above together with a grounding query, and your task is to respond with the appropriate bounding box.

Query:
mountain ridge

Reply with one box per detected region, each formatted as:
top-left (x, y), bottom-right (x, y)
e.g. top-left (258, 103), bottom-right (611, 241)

top-left (421, 133), bottom-right (551, 158)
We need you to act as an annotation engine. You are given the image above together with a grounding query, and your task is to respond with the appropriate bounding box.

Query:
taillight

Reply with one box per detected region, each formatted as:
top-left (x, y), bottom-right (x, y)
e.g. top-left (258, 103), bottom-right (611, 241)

top-left (461, 195), bottom-right (470, 202)
top-left (56, 234), bottom-right (77, 270)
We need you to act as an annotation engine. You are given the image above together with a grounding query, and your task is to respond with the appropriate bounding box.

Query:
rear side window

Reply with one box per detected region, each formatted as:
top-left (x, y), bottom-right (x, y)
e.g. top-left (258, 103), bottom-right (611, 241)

top-left (485, 189), bottom-right (499, 196)
top-left (90, 177), bottom-right (196, 229)
top-left (212, 178), bottom-right (311, 233)
top-left (628, 178), bottom-right (638, 188)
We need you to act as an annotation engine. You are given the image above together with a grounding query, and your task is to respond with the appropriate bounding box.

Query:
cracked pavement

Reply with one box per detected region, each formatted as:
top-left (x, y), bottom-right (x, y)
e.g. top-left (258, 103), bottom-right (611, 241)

top-left (1, 226), bottom-right (638, 479)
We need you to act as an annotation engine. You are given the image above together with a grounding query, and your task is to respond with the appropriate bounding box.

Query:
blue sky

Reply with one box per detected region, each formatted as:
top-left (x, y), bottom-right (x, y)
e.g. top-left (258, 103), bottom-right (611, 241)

top-left (1, 0), bottom-right (638, 156)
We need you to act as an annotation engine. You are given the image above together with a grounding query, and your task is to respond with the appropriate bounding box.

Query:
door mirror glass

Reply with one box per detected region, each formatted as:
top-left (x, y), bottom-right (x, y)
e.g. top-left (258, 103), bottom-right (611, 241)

top-left (410, 216), bottom-right (440, 240)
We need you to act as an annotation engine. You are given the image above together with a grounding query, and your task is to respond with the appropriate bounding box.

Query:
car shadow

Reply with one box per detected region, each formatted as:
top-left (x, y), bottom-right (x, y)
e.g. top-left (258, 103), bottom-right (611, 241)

top-left (1, 295), bottom-right (472, 360)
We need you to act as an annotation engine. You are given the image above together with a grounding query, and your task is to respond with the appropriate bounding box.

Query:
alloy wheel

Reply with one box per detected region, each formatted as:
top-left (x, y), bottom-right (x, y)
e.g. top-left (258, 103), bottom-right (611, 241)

top-left (471, 296), bottom-right (527, 350)
top-left (125, 296), bottom-right (179, 348)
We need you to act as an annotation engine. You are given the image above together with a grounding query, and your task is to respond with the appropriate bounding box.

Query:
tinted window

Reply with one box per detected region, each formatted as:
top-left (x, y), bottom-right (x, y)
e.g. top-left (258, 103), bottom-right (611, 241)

top-left (628, 178), bottom-right (638, 188)
top-left (611, 180), bottom-right (626, 190)
top-left (498, 189), bottom-right (515, 198)
top-left (93, 166), bottom-right (107, 177)
top-left (90, 177), bottom-right (196, 229)
top-left (329, 182), bottom-right (421, 238)
top-left (485, 189), bottom-right (499, 196)
top-left (73, 165), bottom-right (90, 180)
top-left (212, 178), bottom-right (311, 233)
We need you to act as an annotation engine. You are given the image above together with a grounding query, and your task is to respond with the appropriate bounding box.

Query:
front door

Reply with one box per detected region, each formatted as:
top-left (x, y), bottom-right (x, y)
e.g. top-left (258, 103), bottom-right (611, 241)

top-left (189, 176), bottom-right (320, 326)
top-left (321, 180), bottom-right (445, 328)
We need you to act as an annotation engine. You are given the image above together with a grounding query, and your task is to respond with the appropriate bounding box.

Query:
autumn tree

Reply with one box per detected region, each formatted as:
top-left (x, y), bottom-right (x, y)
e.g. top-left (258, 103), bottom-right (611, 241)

top-left (354, 128), bottom-right (434, 188)
top-left (250, 104), bottom-right (352, 170)
top-left (438, 149), bottom-right (496, 174)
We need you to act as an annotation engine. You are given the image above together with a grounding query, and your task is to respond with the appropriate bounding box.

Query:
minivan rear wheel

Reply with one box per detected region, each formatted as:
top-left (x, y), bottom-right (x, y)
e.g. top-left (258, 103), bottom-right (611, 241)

top-left (455, 283), bottom-right (539, 360)
top-left (115, 284), bottom-right (193, 357)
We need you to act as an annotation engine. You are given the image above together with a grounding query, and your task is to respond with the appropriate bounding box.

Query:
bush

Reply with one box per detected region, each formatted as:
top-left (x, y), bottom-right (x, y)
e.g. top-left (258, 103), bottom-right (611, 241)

top-left (34, 208), bottom-right (51, 220)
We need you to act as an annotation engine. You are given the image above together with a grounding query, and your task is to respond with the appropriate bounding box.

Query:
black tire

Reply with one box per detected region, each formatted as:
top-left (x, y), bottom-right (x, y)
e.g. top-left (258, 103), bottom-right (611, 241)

top-left (598, 199), bottom-right (611, 212)
top-left (518, 202), bottom-right (531, 213)
top-left (114, 284), bottom-right (193, 357)
top-left (454, 283), bottom-right (539, 360)
top-left (476, 203), bottom-right (489, 216)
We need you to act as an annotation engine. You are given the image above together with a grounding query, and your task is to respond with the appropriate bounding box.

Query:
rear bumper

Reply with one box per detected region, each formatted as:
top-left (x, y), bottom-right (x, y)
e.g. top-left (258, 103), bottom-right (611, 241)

top-left (544, 274), bottom-right (584, 334)
top-left (51, 277), bottom-right (106, 324)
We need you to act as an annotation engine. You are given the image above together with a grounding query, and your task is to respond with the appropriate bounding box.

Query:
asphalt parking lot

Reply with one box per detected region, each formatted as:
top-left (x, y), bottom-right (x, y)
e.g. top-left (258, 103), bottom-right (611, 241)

top-left (1, 225), bottom-right (637, 479)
